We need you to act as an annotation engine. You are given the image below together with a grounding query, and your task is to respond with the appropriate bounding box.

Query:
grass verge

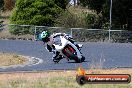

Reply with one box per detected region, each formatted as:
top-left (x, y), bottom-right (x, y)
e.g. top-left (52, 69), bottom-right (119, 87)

top-left (0, 69), bottom-right (132, 88)
top-left (0, 52), bottom-right (27, 67)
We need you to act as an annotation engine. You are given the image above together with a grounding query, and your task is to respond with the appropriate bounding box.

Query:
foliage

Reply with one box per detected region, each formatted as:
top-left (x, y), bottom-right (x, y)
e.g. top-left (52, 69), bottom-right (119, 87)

top-left (85, 13), bottom-right (99, 28)
top-left (54, 0), bottom-right (68, 10)
top-left (112, 0), bottom-right (132, 30)
top-left (10, 0), bottom-right (62, 35)
top-left (55, 6), bottom-right (100, 29)
top-left (79, 0), bottom-right (109, 29)
top-left (79, 0), bottom-right (106, 14)
top-left (55, 10), bottom-right (87, 28)
top-left (0, 0), bottom-right (4, 10)
top-left (79, 0), bottom-right (132, 30)
top-left (4, 0), bottom-right (15, 10)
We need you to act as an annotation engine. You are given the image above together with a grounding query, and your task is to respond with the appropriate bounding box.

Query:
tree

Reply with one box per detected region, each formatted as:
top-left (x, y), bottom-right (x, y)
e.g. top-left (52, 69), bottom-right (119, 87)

top-left (0, 0), bottom-right (4, 10)
top-left (79, 0), bottom-right (108, 28)
top-left (79, 0), bottom-right (106, 14)
top-left (10, 0), bottom-right (62, 35)
top-left (79, 0), bottom-right (132, 30)
top-left (54, 0), bottom-right (68, 10)
top-left (55, 10), bottom-right (87, 28)
top-left (10, 0), bottom-right (62, 26)
top-left (112, 0), bottom-right (132, 30)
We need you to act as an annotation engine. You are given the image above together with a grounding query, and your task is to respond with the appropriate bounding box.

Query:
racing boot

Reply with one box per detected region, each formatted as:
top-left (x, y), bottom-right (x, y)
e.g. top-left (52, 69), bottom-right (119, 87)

top-left (52, 51), bottom-right (63, 63)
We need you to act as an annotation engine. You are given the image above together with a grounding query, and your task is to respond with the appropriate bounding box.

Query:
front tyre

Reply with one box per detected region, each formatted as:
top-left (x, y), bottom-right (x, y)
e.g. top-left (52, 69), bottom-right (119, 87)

top-left (75, 58), bottom-right (81, 63)
top-left (81, 56), bottom-right (85, 62)
top-left (75, 56), bottom-right (85, 63)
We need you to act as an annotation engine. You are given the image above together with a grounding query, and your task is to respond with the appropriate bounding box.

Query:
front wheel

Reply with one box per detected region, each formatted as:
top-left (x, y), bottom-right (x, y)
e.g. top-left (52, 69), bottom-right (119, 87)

top-left (81, 56), bottom-right (85, 62)
top-left (75, 58), bottom-right (81, 63)
top-left (75, 56), bottom-right (85, 63)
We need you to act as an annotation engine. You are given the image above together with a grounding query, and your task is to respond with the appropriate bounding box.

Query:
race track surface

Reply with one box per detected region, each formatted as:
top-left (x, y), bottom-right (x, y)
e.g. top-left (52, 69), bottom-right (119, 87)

top-left (0, 40), bottom-right (132, 72)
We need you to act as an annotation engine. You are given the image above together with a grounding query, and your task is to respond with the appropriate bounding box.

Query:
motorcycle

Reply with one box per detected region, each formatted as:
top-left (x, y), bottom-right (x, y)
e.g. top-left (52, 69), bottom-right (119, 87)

top-left (52, 35), bottom-right (85, 63)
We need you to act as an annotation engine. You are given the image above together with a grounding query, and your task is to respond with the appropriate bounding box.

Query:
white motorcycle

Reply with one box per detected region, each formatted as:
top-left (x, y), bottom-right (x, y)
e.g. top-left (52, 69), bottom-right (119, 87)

top-left (53, 35), bottom-right (85, 63)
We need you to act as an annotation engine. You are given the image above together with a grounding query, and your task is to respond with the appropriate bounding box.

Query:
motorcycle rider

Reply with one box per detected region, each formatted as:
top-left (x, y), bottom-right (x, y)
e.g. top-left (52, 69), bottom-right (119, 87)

top-left (40, 30), bottom-right (82, 62)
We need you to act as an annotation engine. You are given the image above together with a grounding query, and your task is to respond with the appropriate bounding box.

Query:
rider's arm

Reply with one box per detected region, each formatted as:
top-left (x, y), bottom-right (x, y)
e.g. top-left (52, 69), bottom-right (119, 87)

top-left (46, 44), bottom-right (53, 52)
top-left (45, 44), bottom-right (56, 52)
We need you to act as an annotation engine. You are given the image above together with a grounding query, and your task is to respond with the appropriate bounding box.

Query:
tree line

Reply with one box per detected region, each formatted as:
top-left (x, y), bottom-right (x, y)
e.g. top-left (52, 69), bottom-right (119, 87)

top-left (79, 0), bottom-right (132, 30)
top-left (0, 0), bottom-right (132, 35)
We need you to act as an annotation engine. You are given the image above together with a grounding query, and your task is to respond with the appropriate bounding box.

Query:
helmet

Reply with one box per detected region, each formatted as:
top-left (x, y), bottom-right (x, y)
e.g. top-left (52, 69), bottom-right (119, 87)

top-left (40, 31), bottom-right (50, 42)
top-left (40, 31), bottom-right (49, 38)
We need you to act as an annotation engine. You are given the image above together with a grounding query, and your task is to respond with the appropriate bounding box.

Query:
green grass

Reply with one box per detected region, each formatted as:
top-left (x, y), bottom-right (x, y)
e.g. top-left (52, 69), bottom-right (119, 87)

top-left (0, 76), bottom-right (131, 88)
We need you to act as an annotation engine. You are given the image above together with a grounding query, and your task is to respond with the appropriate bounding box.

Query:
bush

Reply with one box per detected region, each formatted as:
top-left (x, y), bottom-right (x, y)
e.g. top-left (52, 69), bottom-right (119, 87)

top-left (55, 10), bottom-right (87, 28)
top-left (0, 0), bottom-right (4, 10)
top-left (85, 13), bottom-right (100, 28)
top-left (4, 0), bottom-right (15, 10)
top-left (10, 0), bottom-right (62, 35)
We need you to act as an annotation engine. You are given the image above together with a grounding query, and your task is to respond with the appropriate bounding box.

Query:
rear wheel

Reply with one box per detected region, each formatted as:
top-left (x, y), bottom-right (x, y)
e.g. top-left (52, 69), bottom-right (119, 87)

top-left (75, 58), bottom-right (81, 63)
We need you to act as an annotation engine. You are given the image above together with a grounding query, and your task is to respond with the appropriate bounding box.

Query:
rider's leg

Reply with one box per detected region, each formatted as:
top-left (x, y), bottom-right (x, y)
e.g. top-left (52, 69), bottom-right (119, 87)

top-left (52, 51), bottom-right (63, 61)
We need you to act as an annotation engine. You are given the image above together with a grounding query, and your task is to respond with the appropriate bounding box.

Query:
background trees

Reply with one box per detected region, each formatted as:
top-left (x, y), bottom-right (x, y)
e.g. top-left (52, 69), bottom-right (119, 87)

top-left (1, 0), bottom-right (131, 34)
top-left (79, 0), bottom-right (132, 30)
top-left (0, 0), bottom-right (4, 10)
top-left (10, 0), bottom-right (64, 26)
top-left (112, 0), bottom-right (132, 30)
top-left (9, 0), bottom-right (68, 34)
top-left (54, 0), bottom-right (68, 10)
top-left (4, 0), bottom-right (15, 10)
top-left (9, 0), bottom-right (132, 30)
top-left (0, 0), bottom-right (15, 11)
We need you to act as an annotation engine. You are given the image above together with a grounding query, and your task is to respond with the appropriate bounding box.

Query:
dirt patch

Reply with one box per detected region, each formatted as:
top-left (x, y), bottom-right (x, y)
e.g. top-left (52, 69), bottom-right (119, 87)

top-left (0, 53), bottom-right (27, 67)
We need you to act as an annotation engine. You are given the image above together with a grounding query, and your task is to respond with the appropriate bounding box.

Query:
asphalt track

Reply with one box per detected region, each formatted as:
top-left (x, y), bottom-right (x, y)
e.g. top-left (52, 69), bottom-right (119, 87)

top-left (0, 40), bottom-right (132, 72)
